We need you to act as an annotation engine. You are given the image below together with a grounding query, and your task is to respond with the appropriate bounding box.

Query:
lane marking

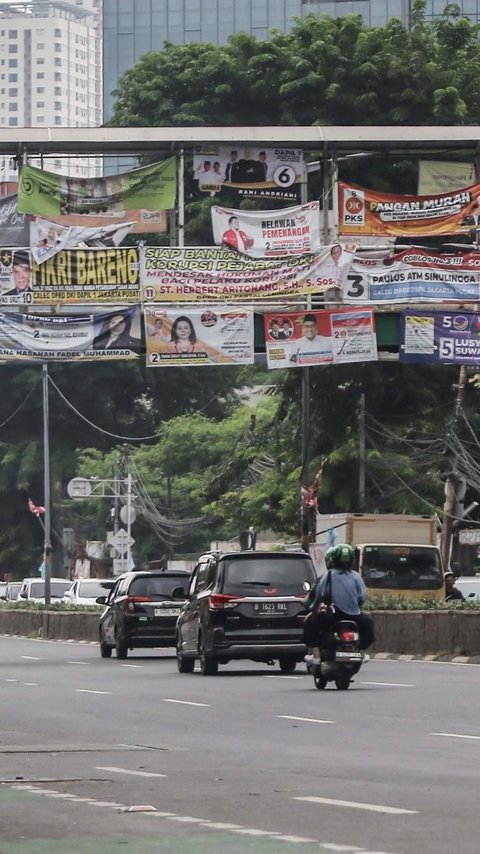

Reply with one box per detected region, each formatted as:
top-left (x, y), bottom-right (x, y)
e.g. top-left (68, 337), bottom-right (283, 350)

top-left (68, 661), bottom-right (89, 665)
top-left (21, 655), bottom-right (41, 660)
top-left (432, 732), bottom-right (480, 741)
top-left (162, 699), bottom-right (209, 707)
top-left (96, 766), bottom-right (167, 778)
top-left (23, 682), bottom-right (38, 686)
top-left (7, 787), bottom-right (402, 851)
top-left (278, 715), bottom-right (335, 724)
top-left (75, 689), bottom-right (112, 695)
top-left (263, 675), bottom-right (305, 680)
top-left (6, 679), bottom-right (18, 682)
top-left (120, 664), bottom-right (144, 668)
top-left (294, 796), bottom-right (418, 815)
top-left (361, 681), bottom-right (414, 688)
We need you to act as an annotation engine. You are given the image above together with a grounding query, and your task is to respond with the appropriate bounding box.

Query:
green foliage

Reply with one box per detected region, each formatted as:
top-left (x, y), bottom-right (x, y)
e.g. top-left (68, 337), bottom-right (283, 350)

top-left (365, 595), bottom-right (480, 610)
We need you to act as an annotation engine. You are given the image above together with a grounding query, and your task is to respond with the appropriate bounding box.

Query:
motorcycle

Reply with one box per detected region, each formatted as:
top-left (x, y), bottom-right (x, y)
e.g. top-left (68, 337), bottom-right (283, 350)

top-left (311, 619), bottom-right (364, 690)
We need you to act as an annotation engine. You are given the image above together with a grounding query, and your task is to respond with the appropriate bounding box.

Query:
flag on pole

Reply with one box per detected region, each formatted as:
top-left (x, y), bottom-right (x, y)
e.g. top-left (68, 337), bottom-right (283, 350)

top-left (301, 458), bottom-right (328, 512)
top-left (28, 498), bottom-right (45, 517)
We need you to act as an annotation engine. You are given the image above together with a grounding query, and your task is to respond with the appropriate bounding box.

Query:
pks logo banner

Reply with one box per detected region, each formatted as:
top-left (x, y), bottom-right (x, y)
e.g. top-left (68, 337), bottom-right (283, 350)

top-left (339, 181), bottom-right (480, 237)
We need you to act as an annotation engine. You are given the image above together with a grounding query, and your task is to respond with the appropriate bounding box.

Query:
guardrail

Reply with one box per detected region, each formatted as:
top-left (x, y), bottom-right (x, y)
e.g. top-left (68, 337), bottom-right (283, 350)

top-left (1, 608), bottom-right (479, 656)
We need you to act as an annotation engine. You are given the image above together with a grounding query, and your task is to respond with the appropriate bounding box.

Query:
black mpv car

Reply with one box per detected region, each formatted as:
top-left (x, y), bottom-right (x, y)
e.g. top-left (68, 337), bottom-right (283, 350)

top-left (98, 570), bottom-right (190, 659)
top-left (176, 550), bottom-right (316, 675)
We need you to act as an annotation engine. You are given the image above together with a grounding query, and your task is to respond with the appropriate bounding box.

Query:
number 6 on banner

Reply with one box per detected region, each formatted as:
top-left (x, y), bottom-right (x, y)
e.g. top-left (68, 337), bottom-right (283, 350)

top-left (273, 165), bottom-right (296, 187)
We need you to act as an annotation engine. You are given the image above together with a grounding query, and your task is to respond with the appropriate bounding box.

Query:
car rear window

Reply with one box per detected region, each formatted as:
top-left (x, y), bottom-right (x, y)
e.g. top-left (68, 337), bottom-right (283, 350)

top-left (129, 575), bottom-right (188, 598)
top-left (221, 555), bottom-right (315, 596)
top-left (29, 581), bottom-right (71, 598)
top-left (78, 580), bottom-right (111, 599)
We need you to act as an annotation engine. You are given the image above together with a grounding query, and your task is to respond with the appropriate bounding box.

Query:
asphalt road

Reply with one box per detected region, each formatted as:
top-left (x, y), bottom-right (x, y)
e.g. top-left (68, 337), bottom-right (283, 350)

top-left (1, 635), bottom-right (479, 854)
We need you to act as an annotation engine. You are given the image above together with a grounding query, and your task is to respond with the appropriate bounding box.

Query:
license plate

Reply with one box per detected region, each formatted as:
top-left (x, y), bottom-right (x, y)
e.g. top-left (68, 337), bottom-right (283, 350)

top-left (253, 602), bottom-right (288, 614)
top-left (335, 651), bottom-right (362, 660)
top-left (154, 608), bottom-right (180, 617)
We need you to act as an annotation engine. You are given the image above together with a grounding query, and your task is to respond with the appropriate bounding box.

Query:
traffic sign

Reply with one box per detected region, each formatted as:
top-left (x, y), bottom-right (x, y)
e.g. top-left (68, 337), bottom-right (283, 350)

top-left (67, 478), bottom-right (92, 499)
top-left (107, 528), bottom-right (135, 554)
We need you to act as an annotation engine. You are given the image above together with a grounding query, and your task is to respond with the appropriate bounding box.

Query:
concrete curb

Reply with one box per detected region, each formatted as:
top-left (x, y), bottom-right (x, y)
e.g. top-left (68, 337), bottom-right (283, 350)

top-left (370, 652), bottom-right (480, 664)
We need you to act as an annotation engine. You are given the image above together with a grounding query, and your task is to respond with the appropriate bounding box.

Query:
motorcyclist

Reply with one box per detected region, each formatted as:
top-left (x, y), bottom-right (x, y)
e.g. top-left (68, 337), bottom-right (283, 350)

top-left (305, 543), bottom-right (375, 662)
top-left (303, 546), bottom-right (337, 664)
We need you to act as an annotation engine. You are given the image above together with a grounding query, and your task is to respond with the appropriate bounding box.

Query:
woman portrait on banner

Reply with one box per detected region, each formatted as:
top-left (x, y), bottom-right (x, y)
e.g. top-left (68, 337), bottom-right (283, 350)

top-left (92, 312), bottom-right (140, 352)
top-left (168, 315), bottom-right (203, 355)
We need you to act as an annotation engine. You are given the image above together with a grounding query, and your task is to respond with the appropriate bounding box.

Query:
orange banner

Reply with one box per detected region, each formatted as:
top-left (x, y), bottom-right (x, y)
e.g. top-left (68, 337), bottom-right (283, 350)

top-left (339, 181), bottom-right (480, 237)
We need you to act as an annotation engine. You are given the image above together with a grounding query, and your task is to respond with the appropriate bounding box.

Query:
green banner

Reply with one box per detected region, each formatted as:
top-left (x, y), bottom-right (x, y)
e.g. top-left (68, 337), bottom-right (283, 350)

top-left (17, 158), bottom-right (177, 217)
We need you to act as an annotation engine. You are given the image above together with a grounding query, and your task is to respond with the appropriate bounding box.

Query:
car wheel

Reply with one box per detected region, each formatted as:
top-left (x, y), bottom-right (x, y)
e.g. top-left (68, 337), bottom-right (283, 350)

top-left (115, 635), bottom-right (128, 659)
top-left (199, 638), bottom-right (218, 676)
top-left (100, 637), bottom-right (112, 658)
top-left (314, 673), bottom-right (328, 690)
top-left (278, 656), bottom-right (297, 673)
top-left (176, 642), bottom-right (195, 673)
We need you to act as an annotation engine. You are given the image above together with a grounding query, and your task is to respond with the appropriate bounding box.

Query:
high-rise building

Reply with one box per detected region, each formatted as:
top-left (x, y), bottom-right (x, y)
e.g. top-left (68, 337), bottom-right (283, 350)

top-left (0, 0), bottom-right (103, 180)
top-left (103, 0), bottom-right (480, 121)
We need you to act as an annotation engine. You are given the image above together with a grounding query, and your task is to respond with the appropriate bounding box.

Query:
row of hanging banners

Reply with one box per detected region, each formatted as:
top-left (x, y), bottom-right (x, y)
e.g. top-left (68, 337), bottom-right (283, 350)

top-left (3, 155), bottom-right (480, 366)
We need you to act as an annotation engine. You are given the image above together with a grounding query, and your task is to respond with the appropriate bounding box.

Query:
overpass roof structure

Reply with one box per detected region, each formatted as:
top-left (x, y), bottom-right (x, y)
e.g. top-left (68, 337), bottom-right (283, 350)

top-left (1, 126), bottom-right (480, 159)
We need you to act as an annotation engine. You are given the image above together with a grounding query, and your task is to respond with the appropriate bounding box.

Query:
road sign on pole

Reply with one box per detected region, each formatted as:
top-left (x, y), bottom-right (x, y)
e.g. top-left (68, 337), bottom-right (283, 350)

top-left (67, 478), bottom-right (92, 499)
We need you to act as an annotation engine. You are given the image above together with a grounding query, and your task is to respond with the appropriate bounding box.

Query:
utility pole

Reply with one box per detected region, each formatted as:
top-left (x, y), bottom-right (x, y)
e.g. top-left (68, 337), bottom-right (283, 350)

top-left (440, 365), bottom-right (468, 571)
top-left (358, 392), bottom-right (366, 511)
top-left (42, 364), bottom-right (52, 606)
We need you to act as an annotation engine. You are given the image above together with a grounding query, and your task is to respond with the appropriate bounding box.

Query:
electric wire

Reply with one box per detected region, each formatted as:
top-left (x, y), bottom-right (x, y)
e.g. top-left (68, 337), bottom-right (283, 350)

top-left (0, 379), bottom-right (41, 429)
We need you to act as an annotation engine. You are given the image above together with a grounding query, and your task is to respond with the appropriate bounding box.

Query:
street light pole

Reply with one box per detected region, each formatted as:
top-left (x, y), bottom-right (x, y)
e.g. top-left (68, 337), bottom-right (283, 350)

top-left (42, 364), bottom-right (52, 606)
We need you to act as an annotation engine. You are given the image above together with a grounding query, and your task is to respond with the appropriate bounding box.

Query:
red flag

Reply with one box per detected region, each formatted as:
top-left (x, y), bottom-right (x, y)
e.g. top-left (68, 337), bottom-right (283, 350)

top-left (301, 458), bottom-right (328, 512)
top-left (28, 498), bottom-right (45, 517)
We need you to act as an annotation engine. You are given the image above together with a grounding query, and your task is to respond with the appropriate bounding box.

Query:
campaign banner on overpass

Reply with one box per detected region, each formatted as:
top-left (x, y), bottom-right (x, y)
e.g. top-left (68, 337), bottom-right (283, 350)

top-left (144, 305), bottom-right (254, 367)
top-left (211, 201), bottom-right (321, 258)
top-left (0, 247), bottom-right (140, 305)
top-left (400, 309), bottom-right (480, 366)
top-left (342, 247), bottom-right (480, 305)
top-left (17, 158), bottom-right (177, 217)
top-left (0, 306), bottom-right (141, 362)
top-left (0, 195), bottom-right (29, 246)
top-left (263, 308), bottom-right (377, 369)
top-left (140, 245), bottom-right (356, 303)
top-left (338, 180), bottom-right (480, 237)
top-left (193, 145), bottom-right (305, 201)
top-left (29, 216), bottom-right (135, 264)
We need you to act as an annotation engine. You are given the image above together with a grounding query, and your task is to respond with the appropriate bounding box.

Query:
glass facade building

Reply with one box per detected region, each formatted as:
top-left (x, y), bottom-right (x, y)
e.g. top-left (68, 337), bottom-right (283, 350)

top-left (104, 0), bottom-right (480, 119)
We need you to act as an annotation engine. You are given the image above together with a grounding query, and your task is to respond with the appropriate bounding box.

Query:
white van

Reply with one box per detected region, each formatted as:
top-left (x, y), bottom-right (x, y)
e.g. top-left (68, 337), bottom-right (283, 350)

top-left (454, 576), bottom-right (480, 601)
top-left (18, 577), bottom-right (71, 603)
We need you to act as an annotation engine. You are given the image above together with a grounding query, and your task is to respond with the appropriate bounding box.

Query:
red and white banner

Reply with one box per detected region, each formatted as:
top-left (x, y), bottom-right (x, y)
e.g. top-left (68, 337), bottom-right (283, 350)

top-left (339, 180), bottom-right (480, 237)
top-left (263, 308), bottom-right (377, 369)
top-left (211, 202), bottom-right (321, 258)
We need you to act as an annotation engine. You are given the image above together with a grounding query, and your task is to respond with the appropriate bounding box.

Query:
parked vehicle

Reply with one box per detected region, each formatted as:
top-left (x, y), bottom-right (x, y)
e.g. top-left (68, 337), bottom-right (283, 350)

top-left (176, 549), bottom-right (317, 675)
top-left (315, 513), bottom-right (444, 601)
top-left (3, 581), bottom-right (22, 601)
top-left (17, 577), bottom-right (72, 603)
top-left (453, 576), bottom-right (480, 601)
top-left (97, 570), bottom-right (190, 659)
top-left (311, 619), bottom-right (364, 691)
top-left (63, 578), bottom-right (113, 606)
top-left (0, 581), bottom-right (7, 600)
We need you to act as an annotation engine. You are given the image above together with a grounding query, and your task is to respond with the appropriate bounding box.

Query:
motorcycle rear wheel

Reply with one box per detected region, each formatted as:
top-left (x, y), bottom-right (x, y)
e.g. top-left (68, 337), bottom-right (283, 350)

top-left (314, 673), bottom-right (328, 690)
top-left (335, 673), bottom-right (351, 690)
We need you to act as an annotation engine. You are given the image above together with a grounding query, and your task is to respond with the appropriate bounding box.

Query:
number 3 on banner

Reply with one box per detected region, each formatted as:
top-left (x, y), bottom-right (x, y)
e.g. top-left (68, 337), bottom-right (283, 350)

top-left (346, 273), bottom-right (365, 299)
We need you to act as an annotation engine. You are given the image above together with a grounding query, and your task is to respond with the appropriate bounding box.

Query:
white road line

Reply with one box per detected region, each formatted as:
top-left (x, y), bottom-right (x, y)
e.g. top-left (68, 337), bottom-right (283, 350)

top-left (263, 675), bottom-right (304, 680)
top-left (169, 816), bottom-right (211, 824)
top-left (231, 828), bottom-right (278, 837)
top-left (278, 715), bottom-right (335, 724)
top-left (276, 835), bottom-right (319, 843)
top-left (21, 655), bottom-right (41, 660)
top-left (361, 681), bottom-right (415, 688)
top-left (96, 766), bottom-right (167, 778)
top-left (318, 845), bottom-right (366, 851)
top-left (120, 664), bottom-right (144, 668)
top-left (23, 682), bottom-right (38, 686)
top-left (294, 796), bottom-right (418, 815)
top-left (432, 732), bottom-right (480, 741)
top-left (163, 698), bottom-right (209, 707)
top-left (75, 689), bottom-right (112, 695)
top-left (68, 661), bottom-right (89, 665)
top-left (6, 679), bottom-right (18, 682)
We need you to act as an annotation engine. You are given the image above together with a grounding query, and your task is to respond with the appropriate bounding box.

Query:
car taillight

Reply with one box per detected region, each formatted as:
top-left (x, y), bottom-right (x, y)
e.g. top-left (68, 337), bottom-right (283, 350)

top-left (125, 595), bottom-right (150, 614)
top-left (339, 630), bottom-right (358, 642)
top-left (209, 593), bottom-right (240, 610)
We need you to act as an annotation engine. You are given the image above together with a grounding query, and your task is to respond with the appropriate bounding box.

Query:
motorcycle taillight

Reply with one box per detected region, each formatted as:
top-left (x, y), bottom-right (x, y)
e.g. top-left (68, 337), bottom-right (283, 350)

top-left (339, 630), bottom-right (358, 642)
